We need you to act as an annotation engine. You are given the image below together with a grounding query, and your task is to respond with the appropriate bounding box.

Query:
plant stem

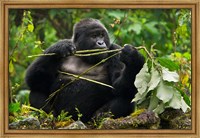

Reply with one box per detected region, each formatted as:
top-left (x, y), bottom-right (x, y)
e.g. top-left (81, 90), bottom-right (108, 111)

top-left (28, 48), bottom-right (110, 58)
top-left (136, 46), bottom-right (153, 60)
top-left (112, 11), bottom-right (129, 44)
top-left (28, 53), bottom-right (56, 58)
top-left (22, 105), bottom-right (47, 115)
top-left (74, 49), bottom-right (122, 56)
top-left (76, 48), bottom-right (107, 53)
top-left (58, 71), bottom-right (114, 89)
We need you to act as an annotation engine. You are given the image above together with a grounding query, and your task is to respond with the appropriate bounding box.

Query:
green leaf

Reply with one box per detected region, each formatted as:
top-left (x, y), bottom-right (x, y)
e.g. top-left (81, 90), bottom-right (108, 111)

top-left (181, 98), bottom-right (190, 112)
top-left (153, 102), bottom-right (165, 114)
top-left (16, 90), bottom-right (30, 104)
top-left (162, 67), bottom-right (179, 82)
top-left (183, 52), bottom-right (191, 60)
top-left (128, 23), bottom-right (142, 34)
top-left (182, 93), bottom-right (191, 106)
top-left (132, 93), bottom-right (142, 102)
top-left (9, 102), bottom-right (20, 113)
top-left (28, 24), bottom-right (34, 32)
top-left (157, 57), bottom-right (179, 71)
top-left (107, 11), bottom-right (125, 18)
top-left (134, 63), bottom-right (151, 95)
top-left (9, 61), bottom-right (14, 73)
top-left (173, 52), bottom-right (182, 58)
top-left (147, 67), bottom-right (161, 92)
top-left (176, 87), bottom-right (191, 106)
top-left (144, 21), bottom-right (159, 35)
top-left (169, 91), bottom-right (182, 109)
top-left (156, 81), bottom-right (174, 103)
top-left (132, 91), bottom-right (148, 104)
top-left (148, 91), bottom-right (159, 111)
top-left (34, 40), bottom-right (42, 48)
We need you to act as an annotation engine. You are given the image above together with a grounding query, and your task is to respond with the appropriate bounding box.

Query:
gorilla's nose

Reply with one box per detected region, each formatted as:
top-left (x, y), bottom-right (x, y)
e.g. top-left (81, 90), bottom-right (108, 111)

top-left (97, 40), bottom-right (106, 48)
top-left (97, 41), bottom-right (104, 45)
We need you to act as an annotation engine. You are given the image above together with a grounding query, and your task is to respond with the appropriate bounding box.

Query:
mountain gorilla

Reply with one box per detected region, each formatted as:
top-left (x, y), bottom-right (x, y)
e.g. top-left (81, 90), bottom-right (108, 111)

top-left (25, 18), bottom-right (145, 122)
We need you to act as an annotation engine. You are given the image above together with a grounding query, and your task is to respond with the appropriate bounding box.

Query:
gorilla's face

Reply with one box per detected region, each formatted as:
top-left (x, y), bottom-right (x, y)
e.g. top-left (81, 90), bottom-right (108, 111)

top-left (73, 19), bottom-right (110, 64)
top-left (83, 27), bottom-right (110, 50)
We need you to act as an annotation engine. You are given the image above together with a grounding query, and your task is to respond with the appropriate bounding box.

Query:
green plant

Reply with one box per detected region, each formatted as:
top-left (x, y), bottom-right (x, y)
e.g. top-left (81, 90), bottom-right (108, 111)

top-left (132, 46), bottom-right (191, 114)
top-left (75, 107), bottom-right (83, 121)
top-left (57, 110), bottom-right (72, 122)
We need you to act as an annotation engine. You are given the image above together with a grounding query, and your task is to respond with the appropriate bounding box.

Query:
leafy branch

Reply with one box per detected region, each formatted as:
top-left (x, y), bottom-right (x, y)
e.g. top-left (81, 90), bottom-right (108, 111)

top-left (112, 11), bottom-right (129, 44)
top-left (10, 11), bottom-right (34, 62)
top-left (132, 45), bottom-right (191, 114)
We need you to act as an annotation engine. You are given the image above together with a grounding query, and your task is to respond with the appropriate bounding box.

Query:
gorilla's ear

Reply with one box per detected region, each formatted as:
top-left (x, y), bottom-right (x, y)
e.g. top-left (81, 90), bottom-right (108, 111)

top-left (72, 23), bottom-right (78, 43)
top-left (72, 33), bottom-right (77, 43)
top-left (72, 30), bottom-right (81, 44)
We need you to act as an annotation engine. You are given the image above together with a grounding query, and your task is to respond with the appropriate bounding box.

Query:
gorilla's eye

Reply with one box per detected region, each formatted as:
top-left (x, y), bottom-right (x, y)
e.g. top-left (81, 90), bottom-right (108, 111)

top-left (91, 32), bottom-right (104, 39)
top-left (99, 33), bottom-right (104, 38)
top-left (91, 34), bottom-right (97, 38)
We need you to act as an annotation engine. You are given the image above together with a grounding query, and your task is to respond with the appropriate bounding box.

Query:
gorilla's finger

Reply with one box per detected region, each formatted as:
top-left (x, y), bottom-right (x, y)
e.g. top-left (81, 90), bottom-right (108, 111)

top-left (69, 46), bottom-right (76, 54)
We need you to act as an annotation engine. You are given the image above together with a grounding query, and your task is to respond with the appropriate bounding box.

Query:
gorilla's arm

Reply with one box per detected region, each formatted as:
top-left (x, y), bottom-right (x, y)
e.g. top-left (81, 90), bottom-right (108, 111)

top-left (108, 44), bottom-right (145, 98)
top-left (25, 39), bottom-right (75, 111)
top-left (106, 44), bottom-right (145, 118)
top-left (26, 39), bottom-right (75, 90)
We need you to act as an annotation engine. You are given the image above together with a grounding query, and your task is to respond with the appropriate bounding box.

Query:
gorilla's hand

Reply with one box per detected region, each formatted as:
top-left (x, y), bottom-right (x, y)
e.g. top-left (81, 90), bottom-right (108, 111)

top-left (45, 39), bottom-right (76, 57)
top-left (120, 44), bottom-right (143, 66)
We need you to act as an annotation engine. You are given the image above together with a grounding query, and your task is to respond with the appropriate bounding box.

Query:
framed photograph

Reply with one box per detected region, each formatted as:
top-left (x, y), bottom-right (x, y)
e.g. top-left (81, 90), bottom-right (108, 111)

top-left (0, 0), bottom-right (199, 138)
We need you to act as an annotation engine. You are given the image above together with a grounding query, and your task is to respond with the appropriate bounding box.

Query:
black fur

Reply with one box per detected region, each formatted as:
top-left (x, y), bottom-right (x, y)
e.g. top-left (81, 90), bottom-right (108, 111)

top-left (25, 18), bottom-right (145, 122)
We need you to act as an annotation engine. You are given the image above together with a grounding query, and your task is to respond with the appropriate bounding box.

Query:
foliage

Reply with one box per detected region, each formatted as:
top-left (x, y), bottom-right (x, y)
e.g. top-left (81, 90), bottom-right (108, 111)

top-left (9, 103), bottom-right (73, 129)
top-left (8, 9), bottom-right (191, 122)
top-left (57, 110), bottom-right (72, 122)
top-left (75, 107), bottom-right (83, 121)
top-left (55, 110), bottom-right (73, 128)
top-left (132, 46), bottom-right (191, 114)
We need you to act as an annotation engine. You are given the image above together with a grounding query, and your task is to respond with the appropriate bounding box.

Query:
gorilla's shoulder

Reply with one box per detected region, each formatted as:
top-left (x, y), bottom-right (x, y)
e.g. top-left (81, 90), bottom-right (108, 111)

top-left (50, 39), bottom-right (73, 47)
top-left (57, 39), bottom-right (73, 43)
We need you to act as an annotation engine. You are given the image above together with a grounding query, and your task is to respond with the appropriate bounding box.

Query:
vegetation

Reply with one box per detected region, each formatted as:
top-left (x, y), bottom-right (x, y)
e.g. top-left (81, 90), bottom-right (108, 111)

top-left (8, 9), bottom-right (191, 129)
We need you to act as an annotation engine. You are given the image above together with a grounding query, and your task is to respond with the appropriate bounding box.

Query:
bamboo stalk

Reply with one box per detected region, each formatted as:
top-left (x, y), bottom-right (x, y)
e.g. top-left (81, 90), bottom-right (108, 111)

top-left (76, 48), bottom-right (107, 53)
top-left (58, 71), bottom-right (114, 89)
top-left (28, 53), bottom-right (56, 58)
top-left (28, 48), bottom-right (108, 58)
top-left (28, 46), bottom-right (148, 58)
top-left (74, 49), bottom-right (122, 56)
